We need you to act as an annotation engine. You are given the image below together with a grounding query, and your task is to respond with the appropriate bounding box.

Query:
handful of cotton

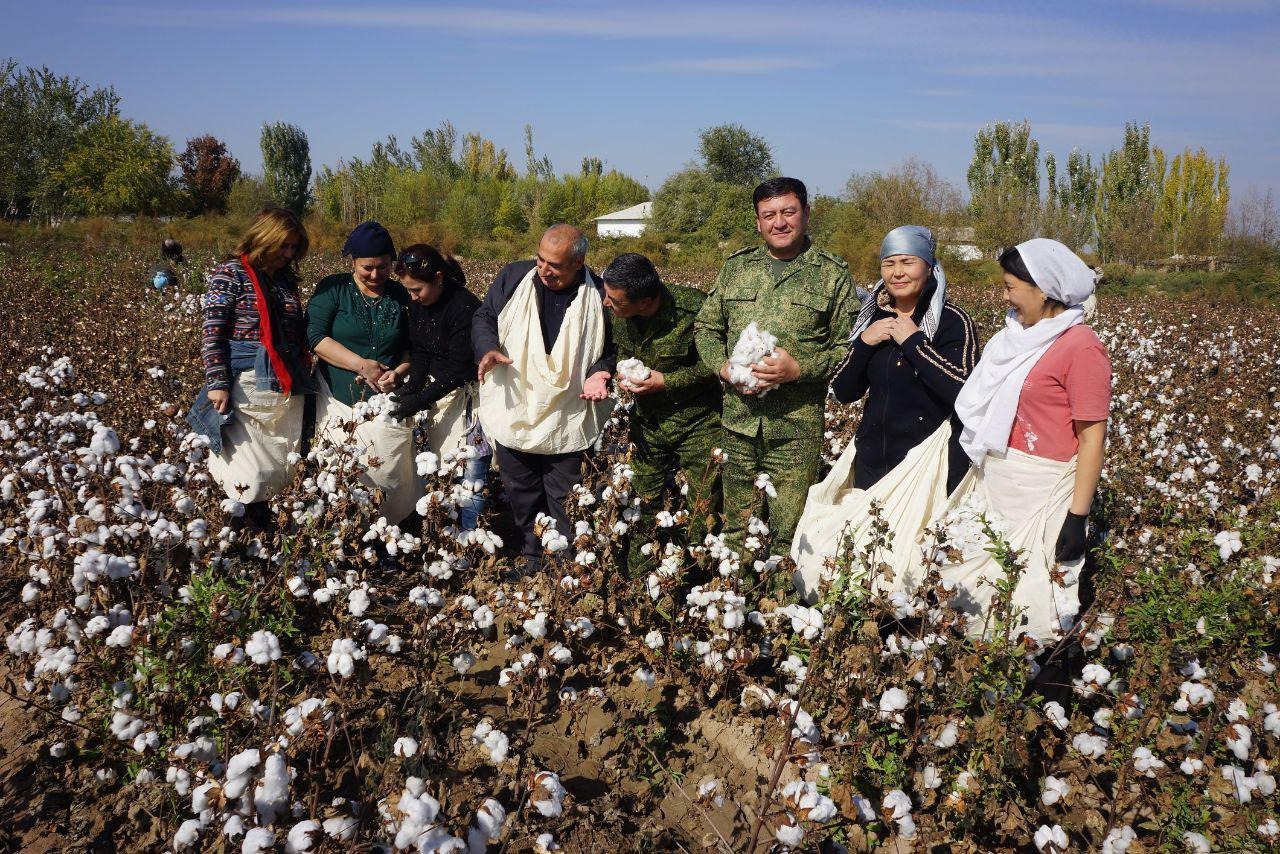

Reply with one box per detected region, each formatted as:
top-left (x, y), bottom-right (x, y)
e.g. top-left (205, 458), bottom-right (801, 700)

top-left (616, 358), bottom-right (651, 391)
top-left (728, 323), bottom-right (778, 394)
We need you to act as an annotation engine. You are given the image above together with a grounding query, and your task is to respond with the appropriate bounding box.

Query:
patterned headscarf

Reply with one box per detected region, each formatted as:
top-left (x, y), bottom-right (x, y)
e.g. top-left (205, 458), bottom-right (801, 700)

top-left (849, 225), bottom-right (949, 341)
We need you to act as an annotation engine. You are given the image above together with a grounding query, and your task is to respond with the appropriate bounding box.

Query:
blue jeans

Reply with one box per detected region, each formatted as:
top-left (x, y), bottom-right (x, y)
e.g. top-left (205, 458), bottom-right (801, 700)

top-left (458, 453), bottom-right (493, 531)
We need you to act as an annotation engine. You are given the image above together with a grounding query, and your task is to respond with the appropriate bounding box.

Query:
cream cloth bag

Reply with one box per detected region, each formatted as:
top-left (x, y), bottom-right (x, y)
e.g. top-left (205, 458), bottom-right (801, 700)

top-left (476, 269), bottom-right (609, 454)
top-left (424, 383), bottom-right (474, 455)
top-left (207, 369), bottom-right (304, 503)
top-left (791, 422), bottom-right (952, 603)
top-left (935, 449), bottom-right (1082, 641)
top-left (315, 378), bottom-right (421, 524)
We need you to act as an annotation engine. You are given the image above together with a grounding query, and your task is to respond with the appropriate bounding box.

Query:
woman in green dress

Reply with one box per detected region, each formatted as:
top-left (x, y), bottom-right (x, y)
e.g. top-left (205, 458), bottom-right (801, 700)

top-left (307, 221), bottom-right (420, 524)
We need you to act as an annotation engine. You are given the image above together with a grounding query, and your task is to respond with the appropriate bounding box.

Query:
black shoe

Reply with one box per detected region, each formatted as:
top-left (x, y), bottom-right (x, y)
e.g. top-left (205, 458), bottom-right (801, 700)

top-left (504, 557), bottom-right (541, 582)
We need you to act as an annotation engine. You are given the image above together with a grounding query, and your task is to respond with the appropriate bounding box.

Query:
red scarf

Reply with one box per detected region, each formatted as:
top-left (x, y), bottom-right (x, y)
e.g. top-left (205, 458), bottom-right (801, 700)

top-left (241, 255), bottom-right (294, 396)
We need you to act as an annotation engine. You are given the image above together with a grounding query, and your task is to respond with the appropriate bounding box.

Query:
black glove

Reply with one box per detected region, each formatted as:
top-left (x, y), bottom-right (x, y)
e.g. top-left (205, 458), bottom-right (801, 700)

top-left (1054, 511), bottom-right (1088, 562)
top-left (388, 393), bottom-right (426, 422)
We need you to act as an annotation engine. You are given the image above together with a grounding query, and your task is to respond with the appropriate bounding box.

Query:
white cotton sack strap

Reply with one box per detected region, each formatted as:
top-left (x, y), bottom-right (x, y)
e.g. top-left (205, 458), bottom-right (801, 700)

top-left (954, 307), bottom-right (1083, 465)
top-left (476, 267), bottom-right (609, 454)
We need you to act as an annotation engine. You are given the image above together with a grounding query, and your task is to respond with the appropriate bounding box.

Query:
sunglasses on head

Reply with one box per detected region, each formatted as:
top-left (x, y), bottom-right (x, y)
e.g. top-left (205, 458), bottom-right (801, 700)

top-left (398, 251), bottom-right (427, 272)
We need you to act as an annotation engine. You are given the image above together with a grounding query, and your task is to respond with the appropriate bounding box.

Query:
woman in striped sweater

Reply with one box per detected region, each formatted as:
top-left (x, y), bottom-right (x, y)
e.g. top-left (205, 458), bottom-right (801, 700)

top-left (199, 208), bottom-right (313, 530)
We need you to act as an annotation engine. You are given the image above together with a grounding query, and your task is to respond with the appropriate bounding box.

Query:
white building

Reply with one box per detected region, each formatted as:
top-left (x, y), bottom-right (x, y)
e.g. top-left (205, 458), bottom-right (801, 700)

top-left (594, 201), bottom-right (652, 238)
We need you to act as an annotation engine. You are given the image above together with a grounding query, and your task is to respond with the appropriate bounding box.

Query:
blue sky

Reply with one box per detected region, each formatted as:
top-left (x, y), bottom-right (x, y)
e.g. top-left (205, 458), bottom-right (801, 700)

top-left (3, 0), bottom-right (1277, 199)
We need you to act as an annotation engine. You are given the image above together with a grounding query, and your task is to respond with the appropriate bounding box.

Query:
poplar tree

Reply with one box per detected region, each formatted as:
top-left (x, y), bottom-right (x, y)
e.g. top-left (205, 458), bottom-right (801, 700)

top-left (260, 122), bottom-right (312, 216)
top-left (1154, 147), bottom-right (1230, 256)
top-left (1095, 122), bottom-right (1158, 263)
top-left (966, 120), bottom-right (1041, 253)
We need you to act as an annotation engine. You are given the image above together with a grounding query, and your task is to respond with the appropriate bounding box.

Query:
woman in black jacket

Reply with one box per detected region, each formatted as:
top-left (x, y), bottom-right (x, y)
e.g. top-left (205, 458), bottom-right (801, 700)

top-left (831, 225), bottom-right (978, 494)
top-left (389, 244), bottom-right (490, 530)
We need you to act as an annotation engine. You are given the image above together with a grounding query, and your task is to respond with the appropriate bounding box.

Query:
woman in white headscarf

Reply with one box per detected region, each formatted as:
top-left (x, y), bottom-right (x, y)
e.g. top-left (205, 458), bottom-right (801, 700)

top-left (940, 238), bottom-right (1111, 641)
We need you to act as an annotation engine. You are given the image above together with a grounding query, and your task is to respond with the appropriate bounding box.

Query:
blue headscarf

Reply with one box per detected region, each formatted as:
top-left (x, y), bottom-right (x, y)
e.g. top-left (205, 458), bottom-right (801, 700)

top-left (850, 225), bottom-right (949, 341)
top-left (342, 221), bottom-right (396, 259)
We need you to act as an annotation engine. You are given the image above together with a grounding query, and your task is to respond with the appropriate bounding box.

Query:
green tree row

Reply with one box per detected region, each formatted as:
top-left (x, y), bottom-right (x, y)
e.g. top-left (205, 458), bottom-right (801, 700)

top-left (310, 123), bottom-right (648, 249)
top-left (967, 119), bottom-right (1232, 263)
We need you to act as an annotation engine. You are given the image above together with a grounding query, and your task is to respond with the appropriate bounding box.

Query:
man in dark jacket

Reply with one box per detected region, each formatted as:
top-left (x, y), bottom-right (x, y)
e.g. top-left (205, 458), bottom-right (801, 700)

top-left (603, 253), bottom-right (721, 574)
top-left (473, 225), bottom-right (616, 575)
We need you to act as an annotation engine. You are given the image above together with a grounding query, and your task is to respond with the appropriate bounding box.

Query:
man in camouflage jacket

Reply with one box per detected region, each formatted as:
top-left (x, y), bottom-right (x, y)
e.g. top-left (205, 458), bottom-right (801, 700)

top-left (694, 177), bottom-right (857, 556)
top-left (603, 253), bottom-right (721, 574)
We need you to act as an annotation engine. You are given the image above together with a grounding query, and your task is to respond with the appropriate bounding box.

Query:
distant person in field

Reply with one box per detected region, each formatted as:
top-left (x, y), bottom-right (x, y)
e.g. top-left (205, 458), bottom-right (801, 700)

top-left (152, 238), bottom-right (186, 290)
top-left (194, 207), bottom-right (315, 531)
top-left (694, 177), bottom-right (857, 557)
top-left (831, 226), bottom-right (978, 493)
top-left (473, 224), bottom-right (616, 578)
top-left (307, 221), bottom-right (420, 526)
top-left (943, 238), bottom-right (1111, 642)
top-left (389, 243), bottom-right (492, 531)
top-left (602, 252), bottom-right (721, 574)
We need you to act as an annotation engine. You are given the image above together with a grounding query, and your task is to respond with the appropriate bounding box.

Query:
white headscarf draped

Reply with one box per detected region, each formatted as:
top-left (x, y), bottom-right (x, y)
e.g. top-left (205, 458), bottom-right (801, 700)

top-left (954, 238), bottom-right (1096, 465)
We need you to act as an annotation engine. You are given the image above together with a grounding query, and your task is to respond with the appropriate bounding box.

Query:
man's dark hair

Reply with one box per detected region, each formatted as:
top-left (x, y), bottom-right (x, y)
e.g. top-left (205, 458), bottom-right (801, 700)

top-left (602, 252), bottom-right (662, 303)
top-left (752, 176), bottom-right (807, 211)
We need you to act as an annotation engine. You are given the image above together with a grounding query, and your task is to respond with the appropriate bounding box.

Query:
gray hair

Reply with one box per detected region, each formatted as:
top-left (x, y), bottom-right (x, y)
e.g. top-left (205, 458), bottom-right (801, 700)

top-left (544, 223), bottom-right (589, 262)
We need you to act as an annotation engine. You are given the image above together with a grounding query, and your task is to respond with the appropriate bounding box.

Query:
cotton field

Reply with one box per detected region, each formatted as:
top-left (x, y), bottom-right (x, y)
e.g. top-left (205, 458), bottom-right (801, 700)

top-left (0, 245), bottom-right (1276, 852)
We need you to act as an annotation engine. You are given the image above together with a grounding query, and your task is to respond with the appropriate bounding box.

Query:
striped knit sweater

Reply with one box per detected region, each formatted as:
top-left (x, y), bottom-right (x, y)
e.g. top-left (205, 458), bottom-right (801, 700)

top-left (201, 260), bottom-right (306, 391)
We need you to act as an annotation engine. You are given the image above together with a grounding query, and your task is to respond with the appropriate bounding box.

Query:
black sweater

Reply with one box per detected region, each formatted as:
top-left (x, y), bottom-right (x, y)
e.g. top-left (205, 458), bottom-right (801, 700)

top-left (396, 283), bottom-right (481, 415)
top-left (830, 285), bottom-right (979, 493)
top-left (472, 260), bottom-right (616, 376)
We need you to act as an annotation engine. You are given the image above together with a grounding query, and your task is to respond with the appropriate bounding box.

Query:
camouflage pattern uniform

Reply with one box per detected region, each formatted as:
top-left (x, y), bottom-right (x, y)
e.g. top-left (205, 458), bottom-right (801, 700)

top-left (614, 282), bottom-right (721, 573)
top-left (694, 239), bottom-right (856, 555)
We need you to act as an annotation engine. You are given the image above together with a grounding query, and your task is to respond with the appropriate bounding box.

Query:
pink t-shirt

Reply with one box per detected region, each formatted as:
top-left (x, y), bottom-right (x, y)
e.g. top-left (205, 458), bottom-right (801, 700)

top-left (1008, 325), bottom-right (1111, 461)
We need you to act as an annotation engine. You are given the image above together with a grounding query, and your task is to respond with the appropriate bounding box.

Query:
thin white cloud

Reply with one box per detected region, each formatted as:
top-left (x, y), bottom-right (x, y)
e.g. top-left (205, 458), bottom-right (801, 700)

top-left (619, 57), bottom-right (823, 74)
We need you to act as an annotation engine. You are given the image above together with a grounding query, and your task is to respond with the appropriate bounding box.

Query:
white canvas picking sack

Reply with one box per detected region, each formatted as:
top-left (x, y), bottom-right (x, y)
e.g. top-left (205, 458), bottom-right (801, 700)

top-left (424, 383), bottom-right (474, 455)
top-left (315, 380), bottom-right (421, 524)
top-left (476, 268), bottom-right (610, 454)
top-left (791, 422), bottom-right (952, 603)
top-left (206, 369), bottom-right (304, 503)
top-left (934, 448), bottom-right (1081, 642)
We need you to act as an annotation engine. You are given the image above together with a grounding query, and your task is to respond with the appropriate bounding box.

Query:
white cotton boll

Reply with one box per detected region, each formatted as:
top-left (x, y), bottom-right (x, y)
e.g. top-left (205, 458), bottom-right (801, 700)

top-left (644, 630), bottom-right (664, 650)
top-left (1072, 732), bottom-right (1108, 759)
top-left (256, 752), bottom-right (290, 826)
top-left (347, 590), bottom-right (372, 623)
top-left (1182, 831), bottom-right (1210, 853)
top-left (1180, 756), bottom-right (1204, 775)
top-left (416, 451), bottom-right (440, 476)
top-left (728, 323), bottom-right (777, 393)
top-left (1043, 701), bottom-right (1070, 731)
top-left (1132, 746), bottom-right (1166, 777)
top-left (882, 788), bottom-right (912, 820)
top-left (1034, 824), bottom-right (1069, 852)
top-left (453, 652), bottom-right (476, 675)
top-left (1042, 775), bottom-right (1070, 805)
top-left (173, 819), bottom-right (203, 850)
top-left (49, 742), bottom-right (68, 759)
top-left (468, 797), bottom-right (507, 850)
top-left (105, 625), bottom-right (134, 648)
top-left (326, 638), bottom-right (365, 678)
top-left (322, 815), bottom-right (359, 841)
top-left (1225, 723), bottom-right (1252, 761)
top-left (616, 358), bottom-right (651, 385)
top-left (634, 668), bottom-right (656, 688)
top-left (223, 814), bottom-right (246, 839)
top-left (394, 737), bottom-right (419, 758)
top-left (245, 630), bottom-right (282, 665)
top-left (284, 820), bottom-right (320, 853)
top-left (241, 827), bottom-right (275, 854)
top-left (530, 771), bottom-right (566, 817)
top-left (223, 748), bottom-right (261, 800)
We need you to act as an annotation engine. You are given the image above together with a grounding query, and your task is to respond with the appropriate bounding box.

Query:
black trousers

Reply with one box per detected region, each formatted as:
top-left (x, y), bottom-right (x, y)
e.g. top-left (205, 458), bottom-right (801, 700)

top-left (494, 443), bottom-right (584, 559)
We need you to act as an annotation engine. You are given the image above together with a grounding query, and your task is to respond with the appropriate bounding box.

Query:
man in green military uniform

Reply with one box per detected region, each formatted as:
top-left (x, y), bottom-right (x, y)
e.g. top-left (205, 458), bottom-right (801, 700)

top-left (602, 253), bottom-right (721, 574)
top-left (694, 177), bottom-right (857, 557)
